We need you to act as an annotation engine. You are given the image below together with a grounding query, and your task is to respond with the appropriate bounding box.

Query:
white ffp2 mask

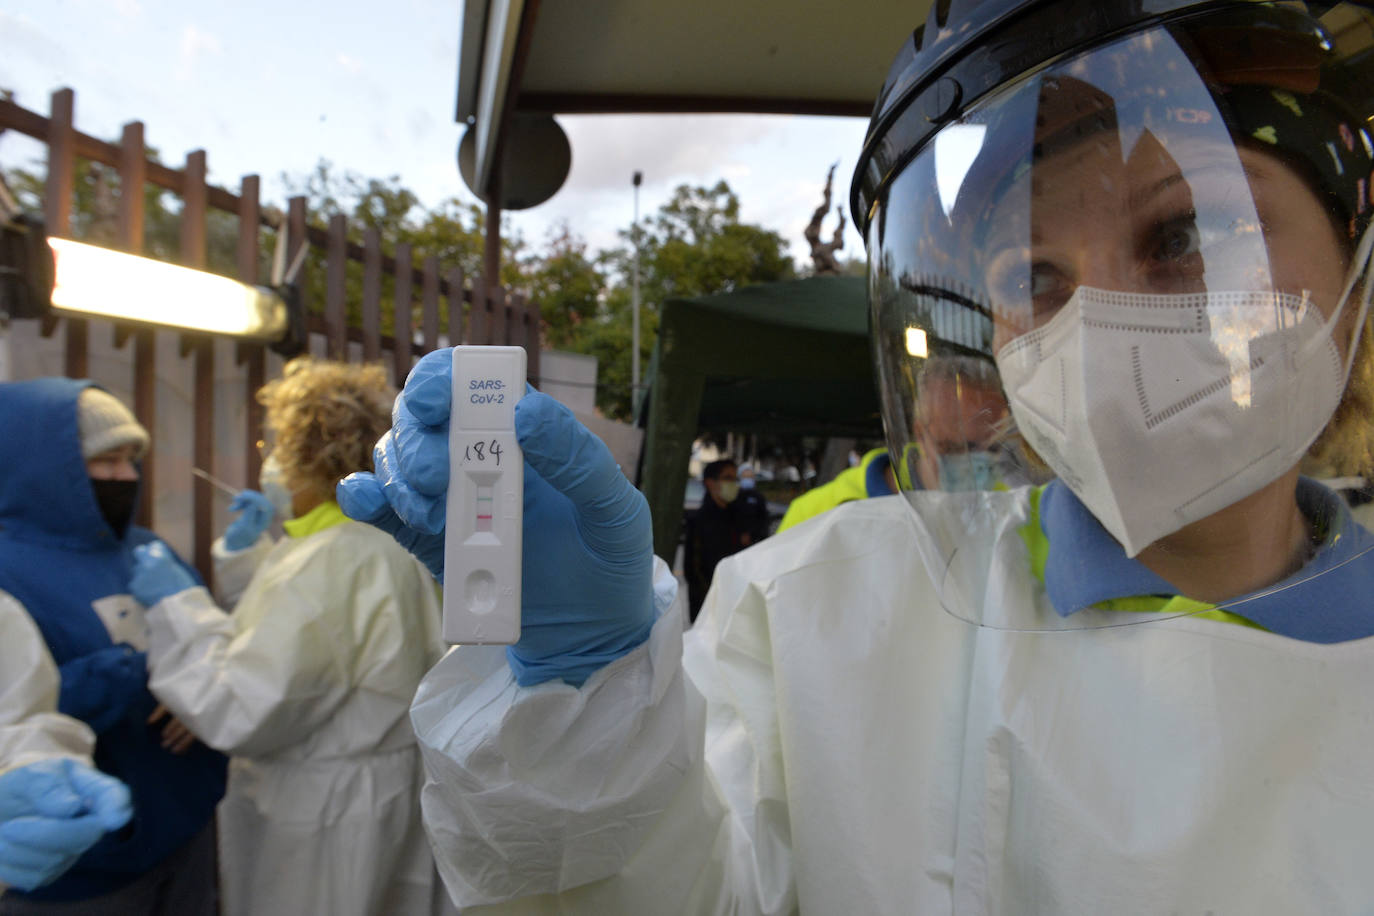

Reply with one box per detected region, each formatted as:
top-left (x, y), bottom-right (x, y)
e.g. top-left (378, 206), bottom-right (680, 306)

top-left (996, 286), bottom-right (1348, 556)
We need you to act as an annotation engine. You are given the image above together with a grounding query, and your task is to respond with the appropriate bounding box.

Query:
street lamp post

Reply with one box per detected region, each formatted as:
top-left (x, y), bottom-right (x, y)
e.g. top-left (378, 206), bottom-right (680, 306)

top-left (631, 170), bottom-right (643, 416)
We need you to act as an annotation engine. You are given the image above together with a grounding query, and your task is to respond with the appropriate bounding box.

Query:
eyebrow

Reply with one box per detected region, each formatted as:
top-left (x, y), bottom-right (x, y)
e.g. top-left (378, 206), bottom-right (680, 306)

top-left (1128, 172), bottom-right (1188, 211)
top-left (1023, 171), bottom-right (1189, 247)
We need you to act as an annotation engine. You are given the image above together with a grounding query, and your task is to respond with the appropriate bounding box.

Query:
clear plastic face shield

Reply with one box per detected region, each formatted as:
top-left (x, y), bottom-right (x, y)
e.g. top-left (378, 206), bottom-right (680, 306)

top-left (868, 5), bottom-right (1374, 630)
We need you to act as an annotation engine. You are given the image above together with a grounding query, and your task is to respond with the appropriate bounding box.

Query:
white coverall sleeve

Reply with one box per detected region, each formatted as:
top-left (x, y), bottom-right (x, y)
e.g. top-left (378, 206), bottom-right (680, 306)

top-left (0, 591), bottom-right (95, 772)
top-left (210, 534), bottom-right (273, 609)
top-left (144, 566), bottom-right (358, 758)
top-left (412, 555), bottom-right (796, 914)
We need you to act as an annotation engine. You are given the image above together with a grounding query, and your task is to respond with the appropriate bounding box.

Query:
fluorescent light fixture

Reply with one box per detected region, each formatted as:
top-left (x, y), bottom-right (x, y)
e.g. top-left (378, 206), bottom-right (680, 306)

top-left (905, 326), bottom-right (929, 358)
top-left (47, 237), bottom-right (289, 341)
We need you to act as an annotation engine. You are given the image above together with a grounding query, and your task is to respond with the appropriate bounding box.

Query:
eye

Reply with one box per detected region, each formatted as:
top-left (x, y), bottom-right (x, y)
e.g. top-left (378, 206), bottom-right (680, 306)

top-left (987, 248), bottom-right (1075, 315)
top-left (1028, 261), bottom-right (1075, 317)
top-left (985, 245), bottom-right (1030, 304)
top-left (1147, 211), bottom-right (1200, 263)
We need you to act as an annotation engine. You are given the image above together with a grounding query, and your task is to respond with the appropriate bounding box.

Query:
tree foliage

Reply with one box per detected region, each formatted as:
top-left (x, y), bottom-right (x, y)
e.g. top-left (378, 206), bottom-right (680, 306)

top-left (582, 180), bottom-right (792, 419)
top-left (279, 161), bottom-right (530, 337)
top-left (281, 160), bottom-right (529, 286)
top-left (526, 224), bottom-right (604, 350)
top-left (634, 180), bottom-right (792, 301)
top-left (5, 155), bottom-right (241, 278)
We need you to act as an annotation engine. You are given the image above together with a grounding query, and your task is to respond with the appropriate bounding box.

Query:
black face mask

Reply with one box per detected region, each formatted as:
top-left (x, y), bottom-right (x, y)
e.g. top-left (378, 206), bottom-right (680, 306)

top-left (90, 479), bottom-right (139, 538)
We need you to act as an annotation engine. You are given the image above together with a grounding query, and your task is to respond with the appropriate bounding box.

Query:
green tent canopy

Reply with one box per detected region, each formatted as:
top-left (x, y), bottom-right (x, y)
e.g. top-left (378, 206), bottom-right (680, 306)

top-left (637, 275), bottom-right (882, 558)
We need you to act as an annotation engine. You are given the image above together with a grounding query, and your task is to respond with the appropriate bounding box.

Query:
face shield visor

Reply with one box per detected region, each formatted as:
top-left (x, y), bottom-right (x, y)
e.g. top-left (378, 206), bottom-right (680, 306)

top-left (867, 4), bottom-right (1374, 630)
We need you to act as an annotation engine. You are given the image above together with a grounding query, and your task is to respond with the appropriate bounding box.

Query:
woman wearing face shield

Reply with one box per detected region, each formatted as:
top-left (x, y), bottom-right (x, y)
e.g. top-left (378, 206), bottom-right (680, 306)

top-left (338, 1), bottom-right (1374, 912)
top-left (126, 359), bottom-right (453, 916)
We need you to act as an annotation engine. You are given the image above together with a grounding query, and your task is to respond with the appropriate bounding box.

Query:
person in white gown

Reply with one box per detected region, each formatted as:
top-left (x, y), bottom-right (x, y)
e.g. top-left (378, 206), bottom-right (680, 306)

top-left (0, 594), bottom-right (130, 895)
top-left (130, 358), bottom-right (453, 916)
top-left (341, 1), bottom-right (1374, 911)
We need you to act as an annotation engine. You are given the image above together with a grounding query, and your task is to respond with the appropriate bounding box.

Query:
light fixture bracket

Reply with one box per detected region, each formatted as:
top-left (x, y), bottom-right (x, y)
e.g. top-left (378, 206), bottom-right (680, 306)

top-left (0, 213), bottom-right (53, 321)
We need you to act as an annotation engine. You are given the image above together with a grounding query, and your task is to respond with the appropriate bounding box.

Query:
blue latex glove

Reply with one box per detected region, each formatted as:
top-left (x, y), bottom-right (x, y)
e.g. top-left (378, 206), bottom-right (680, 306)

top-left (58, 645), bottom-right (147, 734)
top-left (338, 348), bottom-right (657, 687)
top-left (0, 758), bottom-right (132, 891)
top-left (223, 489), bottom-right (274, 551)
top-left (129, 542), bottom-right (198, 607)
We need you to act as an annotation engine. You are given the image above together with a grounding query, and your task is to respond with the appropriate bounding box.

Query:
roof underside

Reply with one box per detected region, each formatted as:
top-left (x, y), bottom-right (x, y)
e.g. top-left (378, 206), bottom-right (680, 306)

top-left (512, 0), bottom-right (923, 117)
top-left (457, 0), bottom-right (933, 193)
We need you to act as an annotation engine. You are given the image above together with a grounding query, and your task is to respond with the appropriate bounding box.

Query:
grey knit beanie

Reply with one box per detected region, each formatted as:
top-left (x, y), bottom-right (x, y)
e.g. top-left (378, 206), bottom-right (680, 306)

top-left (77, 388), bottom-right (150, 460)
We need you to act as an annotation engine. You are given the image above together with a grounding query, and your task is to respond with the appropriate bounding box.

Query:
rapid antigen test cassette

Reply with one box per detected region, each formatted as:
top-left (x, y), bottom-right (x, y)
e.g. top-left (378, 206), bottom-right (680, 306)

top-left (443, 346), bottom-right (524, 644)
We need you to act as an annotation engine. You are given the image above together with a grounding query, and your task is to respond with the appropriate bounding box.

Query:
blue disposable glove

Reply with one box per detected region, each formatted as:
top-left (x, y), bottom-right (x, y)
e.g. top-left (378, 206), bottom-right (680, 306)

top-left (338, 348), bottom-right (657, 687)
top-left (58, 645), bottom-right (147, 734)
top-left (223, 489), bottom-right (274, 551)
top-left (129, 542), bottom-right (198, 607)
top-left (0, 758), bottom-right (132, 891)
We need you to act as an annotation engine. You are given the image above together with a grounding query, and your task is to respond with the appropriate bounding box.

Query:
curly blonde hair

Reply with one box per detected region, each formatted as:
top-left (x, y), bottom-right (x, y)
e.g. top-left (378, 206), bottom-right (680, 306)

top-left (258, 357), bottom-right (394, 499)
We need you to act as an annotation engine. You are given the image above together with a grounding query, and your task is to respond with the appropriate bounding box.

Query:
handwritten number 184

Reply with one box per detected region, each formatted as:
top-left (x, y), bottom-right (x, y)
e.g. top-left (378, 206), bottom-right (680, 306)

top-left (463, 439), bottom-right (504, 466)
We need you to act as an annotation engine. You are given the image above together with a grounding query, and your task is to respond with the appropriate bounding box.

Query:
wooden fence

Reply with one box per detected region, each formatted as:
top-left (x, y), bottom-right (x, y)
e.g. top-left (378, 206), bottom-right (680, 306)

top-left (0, 88), bottom-right (541, 584)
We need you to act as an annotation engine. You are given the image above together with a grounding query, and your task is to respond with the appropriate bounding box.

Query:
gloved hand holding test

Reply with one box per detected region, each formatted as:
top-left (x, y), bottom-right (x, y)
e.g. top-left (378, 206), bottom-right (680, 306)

top-left (443, 346), bottom-right (525, 644)
top-left (338, 343), bottom-right (655, 683)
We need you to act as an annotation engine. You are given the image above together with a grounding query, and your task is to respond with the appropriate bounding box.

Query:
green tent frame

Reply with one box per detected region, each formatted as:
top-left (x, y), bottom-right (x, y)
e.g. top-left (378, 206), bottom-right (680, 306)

top-left (637, 276), bottom-right (882, 558)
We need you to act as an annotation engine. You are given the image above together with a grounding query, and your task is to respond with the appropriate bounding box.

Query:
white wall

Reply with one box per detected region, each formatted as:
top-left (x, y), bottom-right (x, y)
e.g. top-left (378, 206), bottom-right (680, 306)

top-left (539, 349), bottom-right (597, 416)
top-left (539, 348), bottom-right (643, 478)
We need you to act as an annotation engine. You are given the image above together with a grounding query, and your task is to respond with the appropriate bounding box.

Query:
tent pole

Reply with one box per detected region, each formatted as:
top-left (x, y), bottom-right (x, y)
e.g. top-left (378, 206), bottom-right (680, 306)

top-left (631, 170), bottom-right (642, 415)
top-left (484, 165), bottom-right (502, 287)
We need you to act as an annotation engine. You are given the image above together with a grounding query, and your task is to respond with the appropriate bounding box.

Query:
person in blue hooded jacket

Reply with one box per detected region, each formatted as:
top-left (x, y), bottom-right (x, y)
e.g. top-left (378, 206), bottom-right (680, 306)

top-left (0, 379), bottom-right (225, 915)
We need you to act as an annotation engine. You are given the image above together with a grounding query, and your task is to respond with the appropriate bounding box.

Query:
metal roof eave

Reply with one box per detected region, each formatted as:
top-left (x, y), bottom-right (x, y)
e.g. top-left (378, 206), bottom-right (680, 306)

top-left (454, 1), bottom-right (931, 201)
top-left (457, 0), bottom-right (529, 197)
top-left (455, 0), bottom-right (490, 123)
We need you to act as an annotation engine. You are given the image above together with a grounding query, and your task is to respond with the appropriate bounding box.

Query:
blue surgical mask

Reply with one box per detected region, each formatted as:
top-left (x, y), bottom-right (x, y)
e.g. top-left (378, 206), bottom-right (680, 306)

top-left (739, 477), bottom-right (756, 490)
top-left (935, 451), bottom-right (999, 492)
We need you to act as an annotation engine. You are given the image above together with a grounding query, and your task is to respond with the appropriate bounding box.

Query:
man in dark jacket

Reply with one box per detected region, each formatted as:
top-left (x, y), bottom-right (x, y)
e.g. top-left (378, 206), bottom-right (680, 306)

top-left (683, 459), bottom-right (746, 623)
top-left (0, 379), bottom-right (225, 914)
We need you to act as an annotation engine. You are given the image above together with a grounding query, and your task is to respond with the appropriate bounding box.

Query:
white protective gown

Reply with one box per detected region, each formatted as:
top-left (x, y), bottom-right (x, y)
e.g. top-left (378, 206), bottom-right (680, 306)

top-left (0, 591), bottom-right (97, 899)
top-left (0, 590), bottom-right (94, 772)
top-left (144, 518), bottom-right (453, 916)
top-left (412, 492), bottom-right (1374, 914)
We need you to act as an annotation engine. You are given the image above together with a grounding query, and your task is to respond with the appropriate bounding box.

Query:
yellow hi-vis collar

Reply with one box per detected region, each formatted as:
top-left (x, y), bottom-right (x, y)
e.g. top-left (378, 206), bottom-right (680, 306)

top-left (283, 500), bottom-right (350, 539)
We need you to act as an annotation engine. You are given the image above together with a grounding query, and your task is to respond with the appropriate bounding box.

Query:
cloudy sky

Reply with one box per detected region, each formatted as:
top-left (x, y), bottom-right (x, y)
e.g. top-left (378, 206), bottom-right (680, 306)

top-left (2, 0), bottom-right (871, 265)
